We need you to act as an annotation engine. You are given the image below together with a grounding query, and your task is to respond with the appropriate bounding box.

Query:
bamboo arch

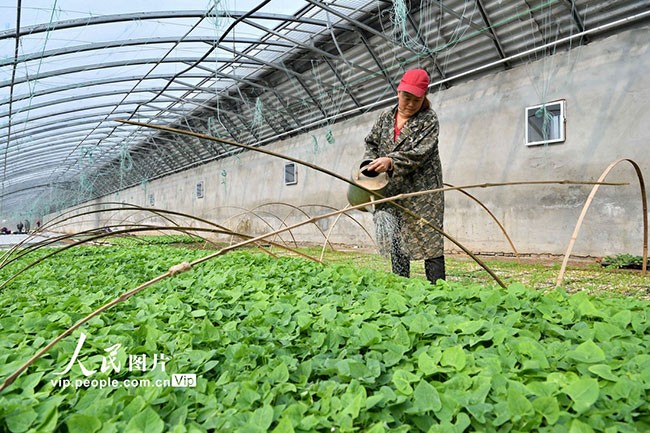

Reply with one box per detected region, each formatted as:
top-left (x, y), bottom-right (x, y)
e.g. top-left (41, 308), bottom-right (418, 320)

top-left (556, 158), bottom-right (648, 287)
top-left (444, 182), bottom-right (520, 260)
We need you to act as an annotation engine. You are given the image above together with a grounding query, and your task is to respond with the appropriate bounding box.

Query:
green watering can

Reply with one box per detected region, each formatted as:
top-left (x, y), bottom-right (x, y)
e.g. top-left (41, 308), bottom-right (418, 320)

top-left (346, 160), bottom-right (389, 212)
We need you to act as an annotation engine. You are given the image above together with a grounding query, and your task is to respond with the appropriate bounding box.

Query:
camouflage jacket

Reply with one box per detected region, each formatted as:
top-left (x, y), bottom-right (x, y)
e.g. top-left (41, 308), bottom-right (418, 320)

top-left (364, 105), bottom-right (444, 259)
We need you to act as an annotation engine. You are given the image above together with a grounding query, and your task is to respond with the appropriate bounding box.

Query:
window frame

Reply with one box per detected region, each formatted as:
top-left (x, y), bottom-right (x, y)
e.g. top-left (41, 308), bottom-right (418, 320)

top-left (525, 100), bottom-right (566, 146)
top-left (284, 162), bottom-right (298, 186)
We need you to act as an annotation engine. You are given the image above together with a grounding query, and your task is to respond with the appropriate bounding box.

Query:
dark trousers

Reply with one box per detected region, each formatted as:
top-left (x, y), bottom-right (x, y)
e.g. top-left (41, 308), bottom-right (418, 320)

top-left (391, 237), bottom-right (446, 283)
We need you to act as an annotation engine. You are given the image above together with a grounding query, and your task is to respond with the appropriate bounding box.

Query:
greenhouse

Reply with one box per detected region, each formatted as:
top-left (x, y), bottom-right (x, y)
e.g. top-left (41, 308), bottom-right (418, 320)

top-left (0, 1), bottom-right (649, 432)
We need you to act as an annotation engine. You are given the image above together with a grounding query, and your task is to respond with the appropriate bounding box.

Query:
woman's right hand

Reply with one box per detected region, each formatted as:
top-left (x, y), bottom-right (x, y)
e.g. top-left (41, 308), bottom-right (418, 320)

top-left (366, 157), bottom-right (393, 173)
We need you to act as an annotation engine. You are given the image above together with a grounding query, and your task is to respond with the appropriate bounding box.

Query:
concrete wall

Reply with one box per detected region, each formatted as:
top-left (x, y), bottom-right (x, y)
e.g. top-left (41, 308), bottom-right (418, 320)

top-left (58, 26), bottom-right (650, 258)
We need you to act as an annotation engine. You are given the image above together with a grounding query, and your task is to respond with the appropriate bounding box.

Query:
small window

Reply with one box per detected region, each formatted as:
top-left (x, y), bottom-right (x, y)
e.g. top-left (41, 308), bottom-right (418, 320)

top-left (284, 162), bottom-right (297, 185)
top-left (148, 193), bottom-right (155, 207)
top-left (525, 100), bottom-right (566, 146)
top-left (196, 181), bottom-right (204, 199)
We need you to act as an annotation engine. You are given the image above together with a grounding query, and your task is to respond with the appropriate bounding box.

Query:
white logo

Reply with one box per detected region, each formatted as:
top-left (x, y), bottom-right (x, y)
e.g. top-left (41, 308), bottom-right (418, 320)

top-left (50, 332), bottom-right (196, 389)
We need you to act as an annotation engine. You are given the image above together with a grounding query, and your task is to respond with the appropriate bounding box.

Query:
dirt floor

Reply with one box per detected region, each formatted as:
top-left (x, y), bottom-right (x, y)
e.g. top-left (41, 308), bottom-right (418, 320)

top-left (310, 244), bottom-right (649, 300)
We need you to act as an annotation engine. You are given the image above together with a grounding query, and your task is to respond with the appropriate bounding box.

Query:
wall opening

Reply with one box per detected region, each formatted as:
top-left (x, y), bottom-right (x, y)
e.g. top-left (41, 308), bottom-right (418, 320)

top-left (525, 100), bottom-right (566, 146)
top-left (284, 162), bottom-right (297, 185)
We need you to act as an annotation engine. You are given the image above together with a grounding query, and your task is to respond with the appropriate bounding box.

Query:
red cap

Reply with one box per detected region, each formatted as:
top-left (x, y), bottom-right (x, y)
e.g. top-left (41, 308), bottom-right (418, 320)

top-left (397, 69), bottom-right (430, 97)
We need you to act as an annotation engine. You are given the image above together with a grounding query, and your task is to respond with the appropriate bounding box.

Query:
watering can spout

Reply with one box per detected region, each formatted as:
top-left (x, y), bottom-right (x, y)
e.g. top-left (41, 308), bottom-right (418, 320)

top-left (347, 160), bottom-right (389, 212)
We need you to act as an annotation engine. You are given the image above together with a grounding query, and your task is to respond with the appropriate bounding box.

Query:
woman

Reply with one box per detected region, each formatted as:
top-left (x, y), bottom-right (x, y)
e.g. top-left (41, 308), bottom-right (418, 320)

top-left (363, 68), bottom-right (445, 283)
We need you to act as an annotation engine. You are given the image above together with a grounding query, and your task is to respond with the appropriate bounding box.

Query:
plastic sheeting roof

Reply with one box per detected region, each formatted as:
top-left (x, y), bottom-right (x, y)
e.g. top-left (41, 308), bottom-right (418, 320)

top-left (1, 0), bottom-right (649, 219)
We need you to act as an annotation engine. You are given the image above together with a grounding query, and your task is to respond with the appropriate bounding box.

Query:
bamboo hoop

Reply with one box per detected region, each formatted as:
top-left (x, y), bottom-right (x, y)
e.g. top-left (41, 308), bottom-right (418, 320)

top-left (250, 202), bottom-right (347, 250)
top-left (294, 203), bottom-right (377, 257)
top-left (0, 201), bottom-right (238, 266)
top-left (220, 206), bottom-right (299, 247)
top-left (318, 205), bottom-right (369, 262)
top-left (556, 158), bottom-right (648, 287)
top-left (445, 183), bottom-right (520, 260)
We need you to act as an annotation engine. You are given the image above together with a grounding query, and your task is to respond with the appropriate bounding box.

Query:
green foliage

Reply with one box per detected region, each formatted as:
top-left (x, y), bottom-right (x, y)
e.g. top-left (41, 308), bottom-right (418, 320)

top-left (109, 234), bottom-right (205, 247)
top-left (0, 246), bottom-right (649, 432)
top-left (601, 254), bottom-right (644, 269)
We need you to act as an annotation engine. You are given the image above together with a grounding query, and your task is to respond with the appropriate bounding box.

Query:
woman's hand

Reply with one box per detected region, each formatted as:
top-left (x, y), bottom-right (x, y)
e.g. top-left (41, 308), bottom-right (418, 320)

top-left (366, 157), bottom-right (393, 173)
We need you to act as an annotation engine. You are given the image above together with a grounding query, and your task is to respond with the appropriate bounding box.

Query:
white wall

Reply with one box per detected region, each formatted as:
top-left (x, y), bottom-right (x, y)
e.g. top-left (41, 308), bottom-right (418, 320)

top-left (436, 26), bottom-right (649, 257)
top-left (56, 26), bottom-right (650, 258)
